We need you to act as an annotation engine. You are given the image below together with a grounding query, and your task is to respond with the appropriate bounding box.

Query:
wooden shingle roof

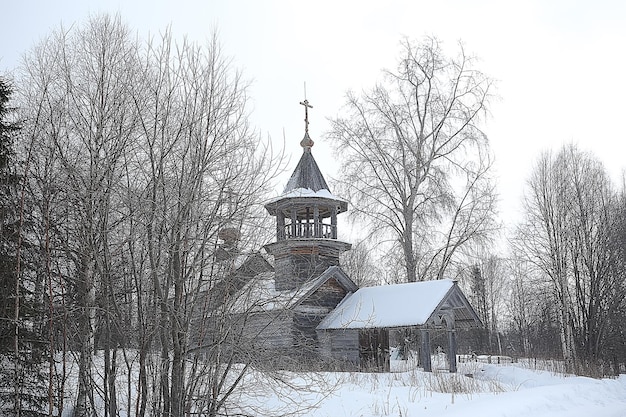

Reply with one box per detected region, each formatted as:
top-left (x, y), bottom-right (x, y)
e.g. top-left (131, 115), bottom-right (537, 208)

top-left (283, 139), bottom-right (330, 193)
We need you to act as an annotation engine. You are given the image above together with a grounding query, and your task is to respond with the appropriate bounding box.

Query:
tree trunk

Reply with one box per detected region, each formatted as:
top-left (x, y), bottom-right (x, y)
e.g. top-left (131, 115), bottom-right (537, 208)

top-left (75, 256), bottom-right (96, 417)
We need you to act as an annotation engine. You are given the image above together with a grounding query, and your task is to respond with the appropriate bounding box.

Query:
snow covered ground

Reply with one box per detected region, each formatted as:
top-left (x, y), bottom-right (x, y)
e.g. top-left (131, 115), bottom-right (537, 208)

top-left (244, 356), bottom-right (626, 417)
top-left (285, 361), bottom-right (626, 417)
top-left (57, 353), bottom-right (626, 417)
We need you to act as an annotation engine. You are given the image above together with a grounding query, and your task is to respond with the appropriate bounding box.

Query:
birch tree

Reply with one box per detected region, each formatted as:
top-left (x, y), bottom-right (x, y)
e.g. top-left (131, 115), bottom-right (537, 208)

top-left (517, 149), bottom-right (577, 370)
top-left (328, 36), bottom-right (497, 283)
top-left (504, 256), bottom-right (551, 357)
top-left (126, 29), bottom-right (282, 416)
top-left (34, 17), bottom-right (136, 417)
top-left (516, 144), bottom-right (624, 373)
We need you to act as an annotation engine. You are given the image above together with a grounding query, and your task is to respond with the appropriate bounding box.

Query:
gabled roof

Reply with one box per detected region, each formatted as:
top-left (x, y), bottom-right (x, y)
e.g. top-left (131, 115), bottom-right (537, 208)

top-left (291, 265), bottom-right (358, 309)
top-left (230, 265), bottom-right (357, 314)
top-left (316, 279), bottom-right (482, 330)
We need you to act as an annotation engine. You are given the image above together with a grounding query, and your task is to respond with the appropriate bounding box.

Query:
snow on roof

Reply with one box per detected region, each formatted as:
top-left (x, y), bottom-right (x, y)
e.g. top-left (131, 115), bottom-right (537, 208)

top-left (265, 187), bottom-right (347, 205)
top-left (230, 266), bottom-right (357, 315)
top-left (229, 272), bottom-right (312, 314)
top-left (317, 279), bottom-right (455, 330)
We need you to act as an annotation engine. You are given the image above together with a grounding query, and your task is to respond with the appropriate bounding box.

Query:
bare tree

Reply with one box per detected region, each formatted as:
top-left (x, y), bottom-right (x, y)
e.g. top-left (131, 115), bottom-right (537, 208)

top-left (604, 184), bottom-right (626, 373)
top-left (517, 148), bottom-right (577, 370)
top-left (458, 249), bottom-right (507, 354)
top-left (504, 256), bottom-right (545, 357)
top-left (515, 144), bottom-right (624, 373)
top-left (339, 238), bottom-right (382, 287)
top-left (328, 36), bottom-right (497, 283)
top-left (17, 14), bottom-right (141, 416)
top-left (126, 28), bottom-right (283, 416)
top-left (17, 38), bottom-right (73, 416)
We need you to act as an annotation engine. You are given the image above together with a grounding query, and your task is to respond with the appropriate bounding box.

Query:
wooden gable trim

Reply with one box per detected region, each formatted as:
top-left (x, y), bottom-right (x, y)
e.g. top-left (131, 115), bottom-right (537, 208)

top-left (424, 282), bottom-right (482, 328)
top-left (291, 265), bottom-right (358, 310)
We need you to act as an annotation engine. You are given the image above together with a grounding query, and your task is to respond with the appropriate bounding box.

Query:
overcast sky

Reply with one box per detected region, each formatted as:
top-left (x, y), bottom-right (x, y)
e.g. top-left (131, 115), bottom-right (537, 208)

top-left (2, 0), bottom-right (626, 231)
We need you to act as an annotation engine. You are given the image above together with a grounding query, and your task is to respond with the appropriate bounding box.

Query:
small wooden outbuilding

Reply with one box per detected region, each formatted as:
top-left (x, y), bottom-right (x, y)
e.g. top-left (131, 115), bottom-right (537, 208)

top-left (316, 279), bottom-right (482, 372)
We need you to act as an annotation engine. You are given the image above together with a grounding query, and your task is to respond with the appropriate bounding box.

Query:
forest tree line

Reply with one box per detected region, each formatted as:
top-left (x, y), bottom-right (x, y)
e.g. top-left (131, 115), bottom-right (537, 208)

top-left (0, 13), bottom-right (625, 417)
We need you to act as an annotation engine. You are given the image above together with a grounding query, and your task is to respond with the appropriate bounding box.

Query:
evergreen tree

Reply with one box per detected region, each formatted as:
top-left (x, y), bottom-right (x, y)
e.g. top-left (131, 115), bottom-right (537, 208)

top-left (0, 78), bottom-right (20, 348)
top-left (0, 76), bottom-right (47, 416)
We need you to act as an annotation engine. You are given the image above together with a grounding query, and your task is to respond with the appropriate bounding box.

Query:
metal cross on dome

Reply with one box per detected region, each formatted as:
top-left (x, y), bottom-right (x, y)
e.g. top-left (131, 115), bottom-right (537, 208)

top-left (299, 99), bottom-right (313, 133)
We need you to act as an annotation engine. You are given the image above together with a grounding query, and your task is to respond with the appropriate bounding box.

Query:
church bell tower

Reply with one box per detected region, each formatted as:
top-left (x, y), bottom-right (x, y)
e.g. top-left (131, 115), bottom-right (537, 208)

top-left (264, 99), bottom-right (351, 290)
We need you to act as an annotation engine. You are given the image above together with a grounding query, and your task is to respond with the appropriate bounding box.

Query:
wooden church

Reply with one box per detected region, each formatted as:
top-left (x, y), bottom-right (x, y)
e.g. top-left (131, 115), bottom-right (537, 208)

top-left (194, 100), bottom-right (482, 372)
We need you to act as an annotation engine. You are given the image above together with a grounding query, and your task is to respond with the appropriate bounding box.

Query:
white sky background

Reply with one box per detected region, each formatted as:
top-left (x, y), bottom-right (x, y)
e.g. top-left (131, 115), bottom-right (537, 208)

top-left (2, 0), bottom-right (626, 235)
